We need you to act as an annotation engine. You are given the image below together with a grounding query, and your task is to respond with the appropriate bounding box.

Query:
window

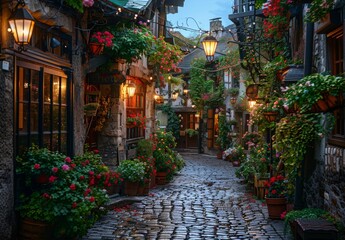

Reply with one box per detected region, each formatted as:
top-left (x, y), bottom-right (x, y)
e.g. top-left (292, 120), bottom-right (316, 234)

top-left (327, 26), bottom-right (345, 147)
top-left (126, 77), bottom-right (145, 140)
top-left (16, 61), bottom-right (72, 155)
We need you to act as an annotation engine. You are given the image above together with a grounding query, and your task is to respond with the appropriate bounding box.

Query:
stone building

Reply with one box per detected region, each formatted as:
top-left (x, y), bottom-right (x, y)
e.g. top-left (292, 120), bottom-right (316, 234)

top-left (0, 0), bottom-right (184, 238)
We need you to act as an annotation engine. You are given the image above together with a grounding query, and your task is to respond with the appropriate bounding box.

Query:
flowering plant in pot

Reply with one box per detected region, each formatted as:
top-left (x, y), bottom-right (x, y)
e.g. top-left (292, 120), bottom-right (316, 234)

top-left (264, 175), bottom-right (288, 219)
top-left (126, 113), bottom-right (146, 128)
top-left (284, 73), bottom-right (345, 113)
top-left (16, 146), bottom-right (110, 238)
top-left (90, 31), bottom-right (114, 47)
top-left (305, 0), bottom-right (334, 22)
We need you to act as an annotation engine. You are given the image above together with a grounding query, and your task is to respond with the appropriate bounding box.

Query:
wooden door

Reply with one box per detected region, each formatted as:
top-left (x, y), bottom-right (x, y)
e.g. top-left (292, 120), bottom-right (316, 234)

top-left (176, 112), bottom-right (198, 149)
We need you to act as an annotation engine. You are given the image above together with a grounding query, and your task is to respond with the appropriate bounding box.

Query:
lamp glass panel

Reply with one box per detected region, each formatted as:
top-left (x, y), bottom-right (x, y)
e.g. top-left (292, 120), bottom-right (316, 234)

top-left (202, 40), bottom-right (218, 57)
top-left (9, 18), bottom-right (35, 44)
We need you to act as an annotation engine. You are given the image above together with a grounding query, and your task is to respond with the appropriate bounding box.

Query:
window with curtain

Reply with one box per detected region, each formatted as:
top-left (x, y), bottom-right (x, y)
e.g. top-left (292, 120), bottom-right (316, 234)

top-left (16, 62), bottom-right (71, 155)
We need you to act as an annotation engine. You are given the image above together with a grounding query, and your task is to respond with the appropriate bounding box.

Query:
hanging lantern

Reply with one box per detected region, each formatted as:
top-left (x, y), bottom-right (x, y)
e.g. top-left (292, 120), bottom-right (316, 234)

top-left (202, 35), bottom-right (218, 62)
top-left (171, 91), bottom-right (179, 101)
top-left (248, 99), bottom-right (257, 109)
top-left (8, 7), bottom-right (35, 51)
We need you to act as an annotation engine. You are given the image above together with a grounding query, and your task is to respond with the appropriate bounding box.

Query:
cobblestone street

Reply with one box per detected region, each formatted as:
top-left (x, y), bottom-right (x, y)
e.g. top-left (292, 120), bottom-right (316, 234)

top-left (83, 153), bottom-right (289, 240)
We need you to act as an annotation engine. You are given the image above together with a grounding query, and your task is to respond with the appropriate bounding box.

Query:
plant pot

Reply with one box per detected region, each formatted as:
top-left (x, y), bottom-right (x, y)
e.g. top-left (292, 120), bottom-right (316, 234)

top-left (150, 172), bottom-right (156, 189)
top-left (18, 218), bottom-right (53, 240)
top-left (155, 171), bottom-right (168, 185)
top-left (265, 197), bottom-right (287, 219)
top-left (310, 92), bottom-right (344, 113)
top-left (217, 151), bottom-right (223, 159)
top-left (89, 42), bottom-right (104, 55)
top-left (137, 180), bottom-right (150, 196)
top-left (123, 181), bottom-right (139, 196)
top-left (263, 111), bottom-right (279, 122)
top-left (106, 183), bottom-right (120, 195)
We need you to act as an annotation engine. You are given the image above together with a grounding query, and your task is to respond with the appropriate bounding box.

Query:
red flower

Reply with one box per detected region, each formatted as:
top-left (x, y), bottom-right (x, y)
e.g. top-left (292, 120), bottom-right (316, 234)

top-left (42, 193), bottom-right (51, 199)
top-left (49, 175), bottom-right (58, 183)
top-left (72, 202), bottom-right (78, 208)
top-left (70, 184), bottom-right (76, 191)
top-left (52, 167), bottom-right (59, 173)
top-left (271, 189), bottom-right (277, 195)
top-left (34, 164), bottom-right (40, 169)
top-left (79, 175), bottom-right (85, 180)
top-left (84, 188), bottom-right (91, 196)
top-left (65, 157), bottom-right (72, 163)
top-left (89, 196), bottom-right (95, 202)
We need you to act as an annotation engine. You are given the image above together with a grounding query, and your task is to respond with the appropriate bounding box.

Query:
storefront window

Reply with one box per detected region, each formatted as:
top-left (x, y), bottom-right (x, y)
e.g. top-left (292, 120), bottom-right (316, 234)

top-left (16, 63), bottom-right (71, 155)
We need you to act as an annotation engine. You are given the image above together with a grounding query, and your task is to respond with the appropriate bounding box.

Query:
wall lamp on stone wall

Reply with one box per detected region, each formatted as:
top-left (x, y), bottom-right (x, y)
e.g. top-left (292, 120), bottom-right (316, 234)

top-left (126, 82), bottom-right (136, 97)
top-left (8, 0), bottom-right (35, 52)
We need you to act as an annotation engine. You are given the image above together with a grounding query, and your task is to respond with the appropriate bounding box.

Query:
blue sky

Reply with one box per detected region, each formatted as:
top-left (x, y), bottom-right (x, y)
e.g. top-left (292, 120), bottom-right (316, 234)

top-left (167, 0), bottom-right (233, 37)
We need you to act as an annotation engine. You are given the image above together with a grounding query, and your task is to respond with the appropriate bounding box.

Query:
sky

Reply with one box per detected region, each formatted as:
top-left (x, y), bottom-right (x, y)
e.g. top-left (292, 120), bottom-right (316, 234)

top-left (167, 0), bottom-right (233, 37)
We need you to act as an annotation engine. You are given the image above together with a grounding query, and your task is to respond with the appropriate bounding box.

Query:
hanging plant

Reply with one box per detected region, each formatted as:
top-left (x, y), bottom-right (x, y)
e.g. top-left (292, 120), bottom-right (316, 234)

top-left (148, 36), bottom-right (183, 74)
top-left (304, 0), bottom-right (334, 22)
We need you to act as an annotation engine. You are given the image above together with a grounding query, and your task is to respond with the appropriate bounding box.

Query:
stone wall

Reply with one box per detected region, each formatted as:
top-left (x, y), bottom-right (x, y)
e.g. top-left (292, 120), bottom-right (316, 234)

top-left (0, 58), bottom-right (15, 239)
top-left (324, 145), bottom-right (345, 225)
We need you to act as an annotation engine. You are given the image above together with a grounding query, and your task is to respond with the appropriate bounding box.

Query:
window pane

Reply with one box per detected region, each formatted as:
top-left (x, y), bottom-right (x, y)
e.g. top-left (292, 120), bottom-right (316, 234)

top-left (61, 77), bottom-right (67, 104)
top-left (43, 134), bottom-right (51, 149)
top-left (61, 133), bottom-right (67, 154)
top-left (61, 106), bottom-right (67, 131)
top-left (53, 76), bottom-right (60, 104)
top-left (53, 105), bottom-right (59, 131)
top-left (43, 104), bottom-right (51, 131)
top-left (52, 133), bottom-right (59, 152)
top-left (31, 70), bottom-right (40, 102)
top-left (18, 103), bottom-right (29, 132)
top-left (30, 103), bottom-right (39, 132)
top-left (44, 73), bottom-right (51, 103)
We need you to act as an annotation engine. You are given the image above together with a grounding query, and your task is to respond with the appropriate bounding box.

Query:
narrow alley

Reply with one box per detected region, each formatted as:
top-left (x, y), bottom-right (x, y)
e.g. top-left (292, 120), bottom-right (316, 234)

top-left (83, 153), bottom-right (287, 240)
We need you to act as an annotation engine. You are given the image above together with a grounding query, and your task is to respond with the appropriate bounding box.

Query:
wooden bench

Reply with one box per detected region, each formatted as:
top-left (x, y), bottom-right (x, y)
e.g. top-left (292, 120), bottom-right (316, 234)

top-left (295, 218), bottom-right (338, 240)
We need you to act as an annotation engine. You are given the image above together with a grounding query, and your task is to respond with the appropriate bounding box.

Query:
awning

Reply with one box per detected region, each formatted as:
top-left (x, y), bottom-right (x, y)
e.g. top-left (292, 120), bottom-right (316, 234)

top-left (107, 0), bottom-right (152, 12)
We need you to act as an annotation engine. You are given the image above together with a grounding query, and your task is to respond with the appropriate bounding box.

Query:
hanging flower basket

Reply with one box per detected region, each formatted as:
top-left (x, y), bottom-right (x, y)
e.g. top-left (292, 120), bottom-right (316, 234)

top-left (263, 111), bottom-right (279, 122)
top-left (310, 92), bottom-right (344, 113)
top-left (89, 42), bottom-right (105, 56)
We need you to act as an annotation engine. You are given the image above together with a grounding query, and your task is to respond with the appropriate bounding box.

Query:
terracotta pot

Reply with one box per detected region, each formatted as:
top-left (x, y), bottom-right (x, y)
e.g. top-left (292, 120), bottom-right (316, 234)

top-left (89, 42), bottom-right (104, 55)
top-left (150, 172), bottom-right (156, 189)
top-left (266, 197), bottom-right (287, 219)
top-left (18, 218), bottom-right (53, 240)
top-left (310, 92), bottom-right (343, 113)
top-left (155, 171), bottom-right (168, 185)
top-left (123, 181), bottom-right (139, 196)
top-left (263, 111), bottom-right (279, 122)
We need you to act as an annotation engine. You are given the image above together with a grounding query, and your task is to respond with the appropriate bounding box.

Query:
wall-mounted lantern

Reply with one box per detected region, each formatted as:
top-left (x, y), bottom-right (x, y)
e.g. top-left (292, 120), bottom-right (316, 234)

top-left (8, 4), bottom-right (35, 52)
top-left (127, 82), bottom-right (136, 97)
top-left (171, 91), bottom-right (179, 101)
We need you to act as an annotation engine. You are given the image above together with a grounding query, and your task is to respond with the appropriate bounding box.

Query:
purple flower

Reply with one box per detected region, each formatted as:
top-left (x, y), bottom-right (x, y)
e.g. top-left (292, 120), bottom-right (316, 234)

top-left (61, 164), bottom-right (70, 171)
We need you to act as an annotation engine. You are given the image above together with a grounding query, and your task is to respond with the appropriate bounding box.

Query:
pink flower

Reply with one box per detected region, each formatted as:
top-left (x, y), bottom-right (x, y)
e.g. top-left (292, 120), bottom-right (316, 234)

top-left (70, 184), bottom-right (76, 191)
top-left (52, 167), bottom-right (59, 173)
top-left (65, 157), bottom-right (72, 163)
top-left (34, 164), bottom-right (40, 169)
top-left (61, 164), bottom-right (70, 171)
top-left (82, 0), bottom-right (94, 7)
top-left (49, 175), bottom-right (57, 183)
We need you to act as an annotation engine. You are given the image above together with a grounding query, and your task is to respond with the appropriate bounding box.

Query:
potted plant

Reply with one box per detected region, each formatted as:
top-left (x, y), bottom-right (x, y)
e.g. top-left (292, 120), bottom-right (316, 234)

top-left (126, 113), bottom-right (146, 129)
top-left (89, 31), bottom-right (114, 55)
top-left (16, 146), bottom-right (110, 239)
top-left (265, 175), bottom-right (288, 219)
top-left (242, 131), bottom-right (262, 148)
top-left (284, 73), bottom-right (345, 113)
top-left (304, 0), bottom-right (334, 22)
top-left (116, 159), bottom-right (146, 196)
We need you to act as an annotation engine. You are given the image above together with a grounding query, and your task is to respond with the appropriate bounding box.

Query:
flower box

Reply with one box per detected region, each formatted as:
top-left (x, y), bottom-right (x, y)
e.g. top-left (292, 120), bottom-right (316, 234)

top-left (89, 42), bottom-right (104, 55)
top-left (266, 197), bottom-right (287, 219)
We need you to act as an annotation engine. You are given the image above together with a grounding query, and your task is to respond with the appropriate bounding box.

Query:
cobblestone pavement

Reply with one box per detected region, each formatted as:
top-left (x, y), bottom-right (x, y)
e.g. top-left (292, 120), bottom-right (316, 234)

top-left (83, 153), bottom-right (290, 240)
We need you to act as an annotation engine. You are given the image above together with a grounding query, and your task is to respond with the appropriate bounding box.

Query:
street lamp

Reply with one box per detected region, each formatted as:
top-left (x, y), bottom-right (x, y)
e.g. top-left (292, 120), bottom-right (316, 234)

top-left (8, 6), bottom-right (35, 52)
top-left (202, 35), bottom-right (218, 62)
